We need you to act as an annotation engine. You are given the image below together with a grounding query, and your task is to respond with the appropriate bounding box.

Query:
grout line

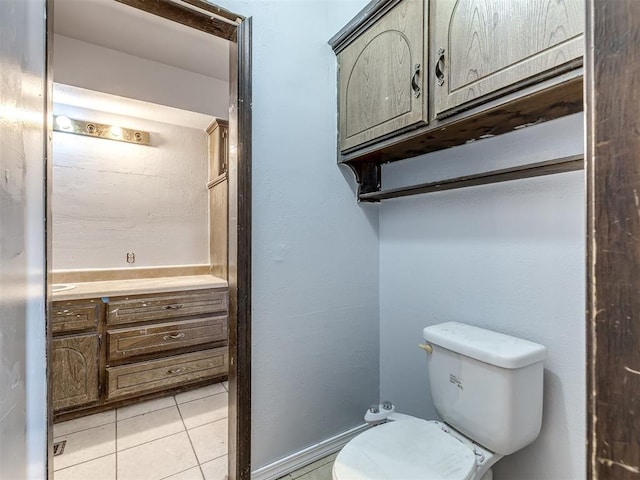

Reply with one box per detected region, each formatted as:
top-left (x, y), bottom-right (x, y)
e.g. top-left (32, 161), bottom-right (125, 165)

top-left (184, 415), bottom-right (228, 434)
top-left (158, 464), bottom-right (202, 480)
top-left (53, 452), bottom-right (115, 473)
top-left (53, 420), bottom-right (116, 441)
top-left (117, 404), bottom-right (179, 425)
top-left (116, 429), bottom-right (188, 455)
top-left (115, 409), bottom-right (118, 480)
top-left (176, 394), bottom-right (207, 478)
top-left (116, 396), bottom-right (176, 421)
top-left (113, 412), bottom-right (228, 456)
top-left (176, 389), bottom-right (227, 407)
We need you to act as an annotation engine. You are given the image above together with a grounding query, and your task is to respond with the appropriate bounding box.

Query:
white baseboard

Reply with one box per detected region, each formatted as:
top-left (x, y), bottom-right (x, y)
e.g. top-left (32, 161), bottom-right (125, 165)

top-left (251, 423), bottom-right (369, 480)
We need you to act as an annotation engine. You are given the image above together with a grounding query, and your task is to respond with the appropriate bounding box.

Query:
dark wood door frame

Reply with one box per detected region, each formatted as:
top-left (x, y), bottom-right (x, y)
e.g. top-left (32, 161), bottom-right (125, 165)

top-left (586, 0), bottom-right (640, 478)
top-left (45, 1), bottom-right (252, 479)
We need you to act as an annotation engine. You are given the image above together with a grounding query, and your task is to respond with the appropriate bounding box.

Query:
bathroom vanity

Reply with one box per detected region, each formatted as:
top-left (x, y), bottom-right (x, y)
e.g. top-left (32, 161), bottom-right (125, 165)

top-left (51, 275), bottom-right (228, 421)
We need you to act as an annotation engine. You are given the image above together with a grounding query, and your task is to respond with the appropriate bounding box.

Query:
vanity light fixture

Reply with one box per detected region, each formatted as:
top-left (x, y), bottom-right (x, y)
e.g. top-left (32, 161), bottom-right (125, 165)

top-left (53, 115), bottom-right (150, 145)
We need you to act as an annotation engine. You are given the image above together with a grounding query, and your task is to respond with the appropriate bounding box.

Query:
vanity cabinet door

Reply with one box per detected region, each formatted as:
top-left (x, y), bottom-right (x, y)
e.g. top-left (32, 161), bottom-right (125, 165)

top-left (52, 334), bottom-right (99, 411)
top-left (338, 0), bottom-right (427, 152)
top-left (433, 0), bottom-right (584, 117)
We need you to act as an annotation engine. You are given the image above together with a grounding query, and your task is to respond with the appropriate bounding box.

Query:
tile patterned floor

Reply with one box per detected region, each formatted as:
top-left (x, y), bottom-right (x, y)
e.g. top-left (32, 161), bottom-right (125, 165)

top-left (276, 453), bottom-right (337, 480)
top-left (53, 381), bottom-right (229, 480)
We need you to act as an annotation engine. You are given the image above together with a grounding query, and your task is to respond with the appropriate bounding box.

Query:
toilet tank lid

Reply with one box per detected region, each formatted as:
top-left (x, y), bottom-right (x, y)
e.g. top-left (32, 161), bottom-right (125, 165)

top-left (423, 322), bottom-right (547, 369)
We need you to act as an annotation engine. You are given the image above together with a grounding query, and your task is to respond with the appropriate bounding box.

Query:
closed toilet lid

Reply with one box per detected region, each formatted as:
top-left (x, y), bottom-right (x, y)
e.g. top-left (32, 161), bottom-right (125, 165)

top-left (333, 419), bottom-right (476, 480)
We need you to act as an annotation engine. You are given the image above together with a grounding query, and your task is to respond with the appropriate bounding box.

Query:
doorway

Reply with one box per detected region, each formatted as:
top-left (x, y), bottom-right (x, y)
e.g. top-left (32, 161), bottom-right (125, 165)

top-left (45, 1), bottom-right (251, 479)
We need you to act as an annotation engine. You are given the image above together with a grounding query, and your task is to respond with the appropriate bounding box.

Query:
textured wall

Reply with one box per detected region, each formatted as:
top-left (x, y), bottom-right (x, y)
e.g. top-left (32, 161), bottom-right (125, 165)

top-left (0, 0), bottom-right (47, 478)
top-left (214, 0), bottom-right (381, 470)
top-left (53, 34), bottom-right (229, 118)
top-left (52, 103), bottom-right (210, 270)
top-left (379, 114), bottom-right (586, 480)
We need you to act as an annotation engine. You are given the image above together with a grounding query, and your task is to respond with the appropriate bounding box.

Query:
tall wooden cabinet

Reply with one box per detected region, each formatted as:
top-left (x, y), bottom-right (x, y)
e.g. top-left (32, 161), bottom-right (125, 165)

top-left (207, 119), bottom-right (229, 280)
top-left (338, 0), bottom-right (427, 152)
top-left (207, 119), bottom-right (229, 178)
top-left (432, 0), bottom-right (584, 117)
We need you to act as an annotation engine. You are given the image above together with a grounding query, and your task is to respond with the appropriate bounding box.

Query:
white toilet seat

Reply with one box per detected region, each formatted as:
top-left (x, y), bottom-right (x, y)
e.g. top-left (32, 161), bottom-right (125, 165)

top-left (333, 418), bottom-right (477, 480)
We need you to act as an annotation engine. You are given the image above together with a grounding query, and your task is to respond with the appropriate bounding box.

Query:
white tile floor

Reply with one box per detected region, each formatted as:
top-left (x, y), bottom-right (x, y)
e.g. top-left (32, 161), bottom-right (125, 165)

top-left (53, 381), bottom-right (229, 480)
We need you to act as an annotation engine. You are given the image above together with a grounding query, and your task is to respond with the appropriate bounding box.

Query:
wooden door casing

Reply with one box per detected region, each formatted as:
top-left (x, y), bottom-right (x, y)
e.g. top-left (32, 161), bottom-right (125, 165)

top-left (433, 0), bottom-right (584, 117)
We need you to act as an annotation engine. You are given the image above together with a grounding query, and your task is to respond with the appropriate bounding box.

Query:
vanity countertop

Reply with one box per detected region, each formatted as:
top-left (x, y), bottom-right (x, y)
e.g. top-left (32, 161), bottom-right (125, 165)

top-left (52, 275), bottom-right (228, 301)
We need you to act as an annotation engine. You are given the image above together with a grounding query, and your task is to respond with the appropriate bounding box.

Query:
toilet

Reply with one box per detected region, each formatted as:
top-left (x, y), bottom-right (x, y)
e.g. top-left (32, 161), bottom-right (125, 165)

top-left (333, 322), bottom-right (547, 480)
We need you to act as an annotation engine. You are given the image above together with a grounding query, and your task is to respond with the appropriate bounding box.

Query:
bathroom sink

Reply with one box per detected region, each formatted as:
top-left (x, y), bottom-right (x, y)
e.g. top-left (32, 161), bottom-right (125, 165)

top-left (52, 284), bottom-right (76, 292)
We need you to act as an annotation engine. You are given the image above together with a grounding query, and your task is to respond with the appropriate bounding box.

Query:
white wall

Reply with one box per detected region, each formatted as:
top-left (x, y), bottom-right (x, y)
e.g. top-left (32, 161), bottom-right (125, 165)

top-left (210, 2), bottom-right (584, 477)
top-left (379, 114), bottom-right (585, 479)
top-left (54, 34), bottom-right (229, 119)
top-left (214, 0), bottom-right (381, 470)
top-left (52, 103), bottom-right (210, 270)
top-left (0, 0), bottom-right (47, 478)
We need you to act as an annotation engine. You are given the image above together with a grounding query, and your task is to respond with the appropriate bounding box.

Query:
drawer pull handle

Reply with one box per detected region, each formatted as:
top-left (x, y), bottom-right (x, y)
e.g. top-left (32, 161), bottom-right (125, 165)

top-left (167, 367), bottom-right (185, 375)
top-left (163, 304), bottom-right (184, 310)
top-left (163, 333), bottom-right (186, 341)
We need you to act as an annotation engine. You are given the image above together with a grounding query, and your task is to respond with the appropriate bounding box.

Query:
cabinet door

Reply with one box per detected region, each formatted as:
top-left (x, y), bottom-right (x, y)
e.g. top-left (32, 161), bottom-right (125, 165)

top-left (433, 0), bottom-right (584, 117)
top-left (207, 119), bottom-right (229, 179)
top-left (52, 334), bottom-right (99, 411)
top-left (338, 0), bottom-right (427, 152)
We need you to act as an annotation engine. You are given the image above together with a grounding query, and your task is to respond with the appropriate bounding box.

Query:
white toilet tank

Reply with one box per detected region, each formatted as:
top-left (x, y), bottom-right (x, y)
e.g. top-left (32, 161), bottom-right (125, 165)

top-left (423, 322), bottom-right (547, 456)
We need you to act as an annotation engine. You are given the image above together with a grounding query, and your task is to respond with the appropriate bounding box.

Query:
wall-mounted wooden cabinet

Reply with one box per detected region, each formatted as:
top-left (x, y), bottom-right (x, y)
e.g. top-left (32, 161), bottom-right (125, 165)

top-left (329, 0), bottom-right (584, 201)
top-left (338, 0), bottom-right (427, 152)
top-left (433, 0), bottom-right (584, 118)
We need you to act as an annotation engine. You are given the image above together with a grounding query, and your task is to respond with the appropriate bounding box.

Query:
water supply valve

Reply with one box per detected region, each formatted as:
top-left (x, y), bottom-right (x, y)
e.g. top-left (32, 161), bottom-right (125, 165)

top-left (364, 401), bottom-right (395, 424)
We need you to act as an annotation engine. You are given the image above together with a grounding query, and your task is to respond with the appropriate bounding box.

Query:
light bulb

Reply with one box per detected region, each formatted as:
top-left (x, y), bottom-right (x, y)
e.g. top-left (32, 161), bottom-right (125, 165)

top-left (110, 125), bottom-right (123, 137)
top-left (55, 115), bottom-right (72, 130)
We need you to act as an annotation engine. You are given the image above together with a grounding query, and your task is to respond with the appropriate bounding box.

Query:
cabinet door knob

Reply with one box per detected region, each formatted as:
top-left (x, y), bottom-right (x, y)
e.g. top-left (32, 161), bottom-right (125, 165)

top-left (411, 63), bottom-right (421, 98)
top-left (435, 48), bottom-right (446, 86)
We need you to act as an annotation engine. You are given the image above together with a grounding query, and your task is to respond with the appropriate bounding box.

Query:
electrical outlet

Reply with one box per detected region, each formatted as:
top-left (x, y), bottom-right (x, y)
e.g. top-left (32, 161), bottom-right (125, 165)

top-left (126, 252), bottom-right (135, 264)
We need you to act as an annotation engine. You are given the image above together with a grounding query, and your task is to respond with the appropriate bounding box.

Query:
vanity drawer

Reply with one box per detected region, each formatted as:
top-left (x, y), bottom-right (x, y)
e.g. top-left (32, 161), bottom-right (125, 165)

top-left (106, 347), bottom-right (228, 400)
top-left (51, 300), bottom-right (100, 334)
top-left (107, 315), bottom-right (228, 361)
top-left (107, 289), bottom-right (228, 326)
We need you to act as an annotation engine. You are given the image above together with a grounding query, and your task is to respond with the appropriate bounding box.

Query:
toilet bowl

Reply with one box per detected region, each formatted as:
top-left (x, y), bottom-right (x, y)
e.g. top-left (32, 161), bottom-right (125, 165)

top-left (333, 416), bottom-right (499, 480)
top-left (333, 322), bottom-right (547, 480)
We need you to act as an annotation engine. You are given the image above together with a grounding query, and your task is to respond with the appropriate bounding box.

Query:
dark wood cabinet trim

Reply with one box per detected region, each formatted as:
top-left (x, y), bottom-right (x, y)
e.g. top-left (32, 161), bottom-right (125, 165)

top-left (359, 155), bottom-right (584, 202)
top-left (227, 17), bottom-right (252, 480)
top-left (328, 0), bottom-right (404, 54)
top-left (586, 0), bottom-right (640, 478)
top-left (114, 0), bottom-right (236, 41)
top-left (342, 73), bottom-right (583, 201)
top-left (330, 0), bottom-right (584, 202)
